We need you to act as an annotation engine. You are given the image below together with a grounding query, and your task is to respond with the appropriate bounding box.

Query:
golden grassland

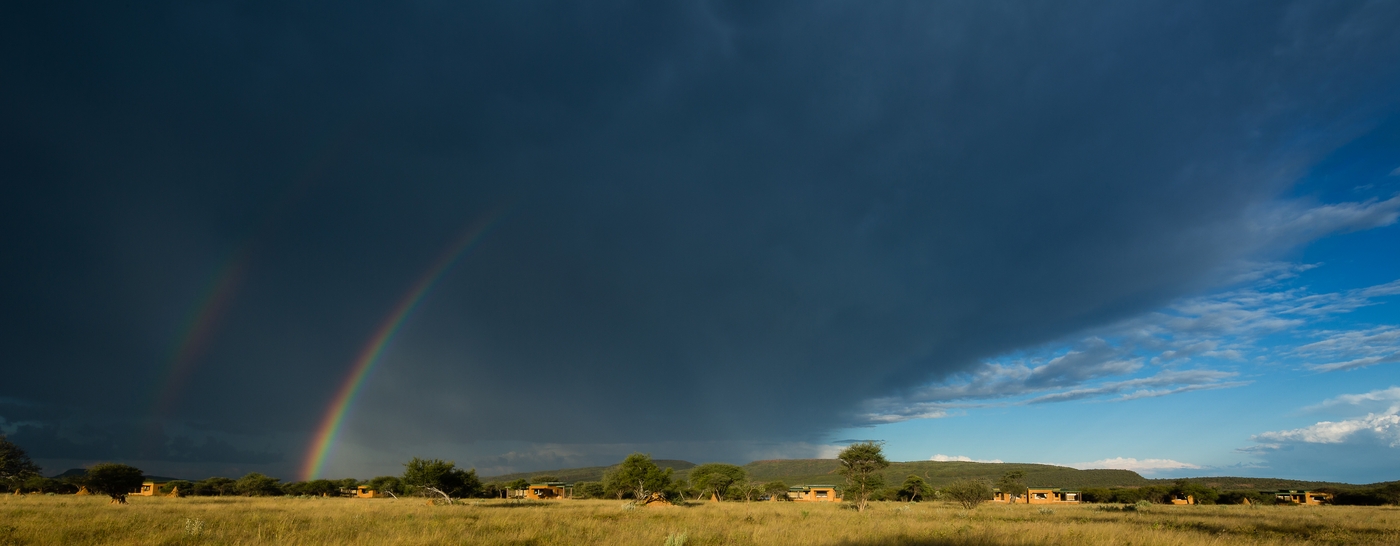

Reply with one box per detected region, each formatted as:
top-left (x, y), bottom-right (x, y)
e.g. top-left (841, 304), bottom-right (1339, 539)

top-left (2, 495), bottom-right (1398, 546)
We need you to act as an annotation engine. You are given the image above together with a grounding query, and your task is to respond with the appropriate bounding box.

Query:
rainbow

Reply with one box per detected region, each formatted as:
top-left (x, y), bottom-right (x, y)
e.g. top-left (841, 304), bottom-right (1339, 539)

top-left (300, 212), bottom-right (504, 480)
top-left (148, 251), bottom-right (249, 420)
top-left (148, 126), bottom-right (355, 426)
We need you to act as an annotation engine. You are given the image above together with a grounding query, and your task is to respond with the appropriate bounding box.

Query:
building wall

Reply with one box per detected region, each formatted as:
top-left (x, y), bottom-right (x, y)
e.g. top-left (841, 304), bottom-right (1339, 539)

top-left (525, 486), bottom-right (566, 500)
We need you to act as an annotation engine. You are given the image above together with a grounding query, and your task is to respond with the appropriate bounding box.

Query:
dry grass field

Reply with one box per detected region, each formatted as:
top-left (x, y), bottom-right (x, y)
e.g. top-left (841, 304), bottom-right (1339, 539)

top-left (3, 495), bottom-right (1398, 546)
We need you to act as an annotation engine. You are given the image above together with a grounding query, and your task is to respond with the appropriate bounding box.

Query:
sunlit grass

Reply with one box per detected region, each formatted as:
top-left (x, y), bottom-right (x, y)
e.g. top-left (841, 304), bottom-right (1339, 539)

top-left (3, 495), bottom-right (1398, 545)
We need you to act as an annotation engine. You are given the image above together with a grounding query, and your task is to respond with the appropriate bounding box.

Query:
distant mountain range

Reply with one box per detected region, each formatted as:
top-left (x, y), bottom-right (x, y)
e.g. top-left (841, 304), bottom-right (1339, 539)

top-left (484, 459), bottom-right (1390, 491)
top-left (50, 468), bottom-right (184, 482)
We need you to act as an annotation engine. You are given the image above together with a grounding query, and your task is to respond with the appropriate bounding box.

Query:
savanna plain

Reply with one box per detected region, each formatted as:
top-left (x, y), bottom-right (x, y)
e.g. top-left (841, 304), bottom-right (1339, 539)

top-left (3, 495), bottom-right (1398, 546)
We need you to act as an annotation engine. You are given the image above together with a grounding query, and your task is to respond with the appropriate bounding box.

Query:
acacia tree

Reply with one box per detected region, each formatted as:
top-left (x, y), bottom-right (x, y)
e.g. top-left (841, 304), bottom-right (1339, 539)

top-left (0, 436), bottom-right (41, 494)
top-left (609, 453), bottom-right (672, 501)
top-left (402, 457), bottom-right (483, 503)
top-left (837, 441), bottom-right (889, 512)
top-left (899, 475), bottom-right (933, 502)
top-left (368, 475), bottom-right (404, 497)
top-left (689, 463), bottom-right (746, 502)
top-left (235, 473), bottom-right (283, 496)
top-left (763, 480), bottom-right (790, 501)
top-left (997, 470), bottom-right (1027, 501)
top-left (943, 478), bottom-right (993, 509)
top-left (84, 463), bottom-right (146, 504)
top-left (734, 479), bottom-right (764, 502)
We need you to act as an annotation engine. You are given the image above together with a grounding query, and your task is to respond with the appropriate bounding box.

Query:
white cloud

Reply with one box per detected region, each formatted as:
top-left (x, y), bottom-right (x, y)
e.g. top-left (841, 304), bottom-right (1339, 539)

top-left (1253, 407), bottom-right (1400, 448)
top-left (1390, 166), bottom-right (1400, 176)
top-left (1310, 386), bottom-right (1400, 409)
top-left (930, 454), bottom-right (1003, 463)
top-left (1068, 457), bottom-right (1200, 474)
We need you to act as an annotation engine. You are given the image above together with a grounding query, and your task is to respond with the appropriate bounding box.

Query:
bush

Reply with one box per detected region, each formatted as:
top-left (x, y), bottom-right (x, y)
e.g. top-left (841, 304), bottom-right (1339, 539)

top-left (941, 478), bottom-right (993, 509)
top-left (234, 473), bottom-right (283, 496)
top-left (574, 481), bottom-right (606, 499)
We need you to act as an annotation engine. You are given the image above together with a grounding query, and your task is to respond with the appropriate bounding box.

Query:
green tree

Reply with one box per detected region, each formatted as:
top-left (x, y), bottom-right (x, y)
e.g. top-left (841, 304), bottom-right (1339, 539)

top-left (942, 478), bottom-right (993, 509)
top-left (689, 463), bottom-right (746, 501)
top-left (530, 474), bottom-right (559, 483)
top-left (235, 473), bottom-right (283, 496)
top-left (1169, 479), bottom-right (1219, 505)
top-left (837, 441), bottom-right (889, 512)
top-left (574, 481), bottom-right (606, 499)
top-left (0, 436), bottom-right (41, 494)
top-left (22, 476), bottom-right (76, 494)
top-left (608, 453), bottom-right (673, 501)
top-left (997, 470), bottom-right (1027, 501)
top-left (601, 470), bottom-right (626, 499)
top-left (401, 457), bottom-right (482, 502)
top-left (192, 476), bottom-right (236, 496)
top-left (368, 475), bottom-right (404, 496)
top-left (763, 480), bottom-right (790, 501)
top-left (506, 478), bottom-right (529, 491)
top-left (159, 480), bottom-right (194, 496)
top-left (898, 475), bottom-right (933, 502)
top-left (733, 479), bottom-right (764, 502)
top-left (84, 463), bottom-right (146, 504)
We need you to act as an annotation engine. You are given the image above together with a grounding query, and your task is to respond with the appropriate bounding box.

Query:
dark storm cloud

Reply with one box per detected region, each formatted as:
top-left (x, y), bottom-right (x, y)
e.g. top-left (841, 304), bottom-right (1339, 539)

top-left (3, 1), bottom-right (1400, 475)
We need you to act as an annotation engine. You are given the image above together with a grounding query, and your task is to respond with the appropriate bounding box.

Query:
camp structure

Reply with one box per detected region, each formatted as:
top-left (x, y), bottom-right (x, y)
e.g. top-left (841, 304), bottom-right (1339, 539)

top-left (992, 489), bottom-right (1019, 503)
top-left (1272, 490), bottom-right (1332, 505)
top-left (514, 482), bottom-right (572, 500)
top-left (993, 488), bottom-right (1080, 504)
top-left (355, 486), bottom-right (387, 498)
top-left (1170, 494), bottom-right (1195, 505)
top-left (132, 481), bottom-right (168, 497)
top-left (787, 485), bottom-right (841, 502)
top-left (1026, 488), bottom-right (1080, 504)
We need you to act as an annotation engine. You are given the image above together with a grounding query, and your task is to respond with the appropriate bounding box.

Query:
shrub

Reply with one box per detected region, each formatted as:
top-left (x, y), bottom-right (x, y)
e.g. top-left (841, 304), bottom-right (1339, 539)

top-left (941, 478), bottom-right (993, 509)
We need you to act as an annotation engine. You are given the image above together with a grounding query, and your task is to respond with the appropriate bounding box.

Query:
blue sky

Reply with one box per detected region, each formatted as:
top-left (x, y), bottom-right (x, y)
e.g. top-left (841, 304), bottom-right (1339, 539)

top-left (839, 119), bottom-right (1400, 483)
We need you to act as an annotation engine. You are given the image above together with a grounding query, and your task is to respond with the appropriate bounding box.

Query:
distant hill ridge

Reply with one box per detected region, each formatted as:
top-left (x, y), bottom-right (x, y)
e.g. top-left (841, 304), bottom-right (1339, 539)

top-left (484, 459), bottom-right (1147, 489)
top-left (484, 459), bottom-right (1385, 490)
top-left (50, 468), bottom-right (185, 482)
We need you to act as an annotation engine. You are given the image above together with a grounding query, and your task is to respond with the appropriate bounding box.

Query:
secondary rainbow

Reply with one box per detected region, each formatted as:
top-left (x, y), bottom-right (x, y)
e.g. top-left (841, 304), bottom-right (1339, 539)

top-left (149, 250), bottom-right (249, 420)
top-left (301, 212), bottom-right (504, 480)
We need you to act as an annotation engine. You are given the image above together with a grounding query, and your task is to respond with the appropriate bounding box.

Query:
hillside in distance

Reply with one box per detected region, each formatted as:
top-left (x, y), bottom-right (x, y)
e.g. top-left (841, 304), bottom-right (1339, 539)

top-left (484, 459), bottom-right (1149, 490)
top-left (483, 460), bottom-right (697, 484)
top-left (1149, 476), bottom-right (1388, 491)
top-left (485, 459), bottom-right (1388, 491)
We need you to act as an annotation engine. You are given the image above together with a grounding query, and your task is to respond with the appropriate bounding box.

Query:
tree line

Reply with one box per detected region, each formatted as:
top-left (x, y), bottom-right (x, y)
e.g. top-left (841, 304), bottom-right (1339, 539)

top-left (5, 436), bottom-right (1396, 506)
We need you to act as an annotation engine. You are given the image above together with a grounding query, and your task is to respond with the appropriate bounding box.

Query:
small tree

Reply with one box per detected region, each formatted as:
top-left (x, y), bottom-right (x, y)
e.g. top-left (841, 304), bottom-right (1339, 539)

top-left (574, 481), bottom-right (606, 499)
top-left (159, 480), bottom-right (194, 496)
top-left (763, 480), bottom-right (790, 501)
top-left (734, 479), bottom-right (764, 502)
top-left (1169, 479), bottom-right (1219, 505)
top-left (368, 475), bottom-right (404, 496)
top-left (943, 478), bottom-right (993, 509)
top-left (610, 453), bottom-right (673, 502)
top-left (193, 476), bottom-right (236, 496)
top-left (235, 473), bottom-right (283, 496)
top-left (0, 436), bottom-right (41, 494)
top-left (84, 463), bottom-right (146, 504)
top-left (837, 441), bottom-right (889, 512)
top-left (401, 457), bottom-right (483, 502)
top-left (689, 463), bottom-right (746, 502)
top-left (899, 475), bottom-right (933, 502)
top-left (997, 470), bottom-right (1027, 501)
